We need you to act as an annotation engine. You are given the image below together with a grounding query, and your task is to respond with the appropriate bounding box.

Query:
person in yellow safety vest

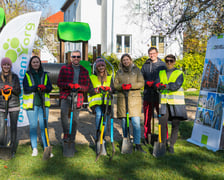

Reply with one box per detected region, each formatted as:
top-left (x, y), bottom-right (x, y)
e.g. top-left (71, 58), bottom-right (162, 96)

top-left (155, 54), bottom-right (187, 153)
top-left (88, 58), bottom-right (114, 144)
top-left (23, 56), bottom-right (53, 157)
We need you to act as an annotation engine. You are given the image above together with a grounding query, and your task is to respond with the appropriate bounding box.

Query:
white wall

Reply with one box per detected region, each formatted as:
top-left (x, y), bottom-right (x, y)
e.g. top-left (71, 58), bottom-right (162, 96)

top-left (63, 0), bottom-right (183, 59)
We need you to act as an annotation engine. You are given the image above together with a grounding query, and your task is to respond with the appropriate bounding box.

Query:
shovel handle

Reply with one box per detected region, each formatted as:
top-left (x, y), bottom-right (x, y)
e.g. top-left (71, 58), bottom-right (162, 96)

top-left (45, 128), bottom-right (50, 146)
top-left (111, 118), bottom-right (114, 143)
top-left (100, 125), bottom-right (105, 145)
top-left (1, 89), bottom-right (11, 101)
top-left (159, 124), bottom-right (161, 143)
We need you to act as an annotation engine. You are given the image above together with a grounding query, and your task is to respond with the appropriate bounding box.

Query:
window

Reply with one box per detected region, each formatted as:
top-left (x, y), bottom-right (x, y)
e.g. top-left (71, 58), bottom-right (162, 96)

top-left (151, 36), bottom-right (165, 54)
top-left (116, 35), bottom-right (131, 54)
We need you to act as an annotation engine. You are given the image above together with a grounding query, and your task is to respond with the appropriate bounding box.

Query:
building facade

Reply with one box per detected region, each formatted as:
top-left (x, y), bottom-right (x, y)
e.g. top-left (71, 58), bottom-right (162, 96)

top-left (61, 0), bottom-right (183, 59)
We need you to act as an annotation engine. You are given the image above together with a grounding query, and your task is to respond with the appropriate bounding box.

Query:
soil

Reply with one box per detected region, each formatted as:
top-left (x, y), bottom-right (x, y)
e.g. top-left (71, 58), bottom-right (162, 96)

top-left (17, 96), bottom-right (198, 146)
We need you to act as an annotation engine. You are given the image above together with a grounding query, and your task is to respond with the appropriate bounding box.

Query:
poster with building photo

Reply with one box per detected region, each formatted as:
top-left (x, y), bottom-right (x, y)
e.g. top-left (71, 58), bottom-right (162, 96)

top-left (187, 34), bottom-right (224, 151)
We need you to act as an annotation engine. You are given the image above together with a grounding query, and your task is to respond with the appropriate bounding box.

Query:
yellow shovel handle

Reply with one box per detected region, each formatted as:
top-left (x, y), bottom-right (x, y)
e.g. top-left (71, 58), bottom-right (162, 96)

top-left (159, 124), bottom-right (161, 143)
top-left (45, 128), bottom-right (50, 147)
top-left (100, 125), bottom-right (105, 144)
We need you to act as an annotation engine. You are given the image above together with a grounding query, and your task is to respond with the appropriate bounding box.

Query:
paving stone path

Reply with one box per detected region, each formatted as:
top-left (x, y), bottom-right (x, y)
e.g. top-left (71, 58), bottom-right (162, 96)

top-left (17, 96), bottom-right (198, 146)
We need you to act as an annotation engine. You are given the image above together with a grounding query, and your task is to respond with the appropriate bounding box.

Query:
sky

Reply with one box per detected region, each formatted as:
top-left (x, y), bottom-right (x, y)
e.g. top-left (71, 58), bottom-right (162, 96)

top-left (43, 0), bottom-right (66, 17)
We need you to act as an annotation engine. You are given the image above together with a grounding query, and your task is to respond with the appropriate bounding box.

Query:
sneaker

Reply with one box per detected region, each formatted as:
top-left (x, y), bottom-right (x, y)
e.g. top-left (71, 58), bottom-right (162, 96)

top-left (135, 144), bottom-right (147, 153)
top-left (50, 153), bottom-right (54, 158)
top-left (32, 148), bottom-right (38, 156)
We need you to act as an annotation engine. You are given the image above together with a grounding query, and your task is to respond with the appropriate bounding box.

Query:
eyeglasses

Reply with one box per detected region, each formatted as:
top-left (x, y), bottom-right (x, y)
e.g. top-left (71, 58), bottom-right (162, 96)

top-left (71, 55), bottom-right (81, 58)
top-left (165, 59), bottom-right (174, 63)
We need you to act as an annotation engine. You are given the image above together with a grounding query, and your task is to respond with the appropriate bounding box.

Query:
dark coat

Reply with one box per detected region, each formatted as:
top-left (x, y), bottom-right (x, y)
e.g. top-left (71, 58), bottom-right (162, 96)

top-left (141, 58), bottom-right (166, 103)
top-left (0, 72), bottom-right (21, 109)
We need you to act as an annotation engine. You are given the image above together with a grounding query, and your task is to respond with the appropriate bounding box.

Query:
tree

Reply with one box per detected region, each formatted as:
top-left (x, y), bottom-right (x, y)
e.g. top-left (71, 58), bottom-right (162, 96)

top-left (129, 0), bottom-right (224, 36)
top-left (0, 0), bottom-right (49, 22)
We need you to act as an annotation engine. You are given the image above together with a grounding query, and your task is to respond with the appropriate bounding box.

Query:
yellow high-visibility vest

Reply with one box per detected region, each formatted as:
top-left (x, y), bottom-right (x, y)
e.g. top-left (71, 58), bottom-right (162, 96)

top-left (159, 70), bottom-right (185, 105)
top-left (88, 75), bottom-right (112, 108)
top-left (23, 72), bottom-right (50, 109)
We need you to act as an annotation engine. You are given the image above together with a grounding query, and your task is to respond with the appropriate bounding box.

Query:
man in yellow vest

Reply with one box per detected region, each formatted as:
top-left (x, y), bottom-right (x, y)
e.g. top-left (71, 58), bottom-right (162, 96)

top-left (155, 54), bottom-right (187, 153)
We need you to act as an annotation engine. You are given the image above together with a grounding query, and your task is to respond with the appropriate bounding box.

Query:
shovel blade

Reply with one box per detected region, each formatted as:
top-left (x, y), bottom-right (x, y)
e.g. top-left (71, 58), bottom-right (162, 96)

top-left (43, 146), bottom-right (52, 160)
top-left (0, 146), bottom-right (12, 160)
top-left (63, 142), bottom-right (75, 157)
top-left (96, 140), bottom-right (107, 156)
top-left (121, 138), bottom-right (132, 154)
top-left (150, 134), bottom-right (158, 146)
top-left (153, 141), bottom-right (166, 158)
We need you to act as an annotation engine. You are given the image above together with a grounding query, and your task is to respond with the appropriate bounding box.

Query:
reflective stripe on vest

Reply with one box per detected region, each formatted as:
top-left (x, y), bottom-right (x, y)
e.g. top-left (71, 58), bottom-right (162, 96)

top-left (88, 75), bottom-right (112, 108)
top-left (23, 73), bottom-right (50, 109)
top-left (159, 70), bottom-right (185, 105)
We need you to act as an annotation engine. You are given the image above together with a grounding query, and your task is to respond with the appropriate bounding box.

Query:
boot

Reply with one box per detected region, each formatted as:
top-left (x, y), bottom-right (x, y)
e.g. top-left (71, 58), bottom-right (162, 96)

top-left (168, 146), bottom-right (174, 153)
top-left (135, 144), bottom-right (147, 153)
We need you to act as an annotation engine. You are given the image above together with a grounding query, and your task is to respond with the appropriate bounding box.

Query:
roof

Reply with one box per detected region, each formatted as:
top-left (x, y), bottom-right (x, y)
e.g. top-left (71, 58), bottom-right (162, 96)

top-left (61, 0), bottom-right (74, 12)
top-left (45, 11), bottom-right (64, 23)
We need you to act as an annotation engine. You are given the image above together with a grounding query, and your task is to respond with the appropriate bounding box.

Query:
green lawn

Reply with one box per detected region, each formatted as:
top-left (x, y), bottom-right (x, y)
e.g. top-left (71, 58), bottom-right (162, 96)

top-left (0, 121), bottom-right (224, 180)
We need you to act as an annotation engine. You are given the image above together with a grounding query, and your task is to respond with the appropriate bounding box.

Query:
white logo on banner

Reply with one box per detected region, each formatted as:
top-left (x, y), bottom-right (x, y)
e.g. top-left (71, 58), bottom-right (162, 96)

top-left (0, 11), bottom-right (42, 127)
top-left (187, 34), bottom-right (224, 151)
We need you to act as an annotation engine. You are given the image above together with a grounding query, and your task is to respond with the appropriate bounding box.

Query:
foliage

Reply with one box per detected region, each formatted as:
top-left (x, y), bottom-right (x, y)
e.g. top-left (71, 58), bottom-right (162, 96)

top-left (133, 56), bottom-right (148, 69)
top-left (175, 53), bottom-right (205, 90)
top-left (128, 0), bottom-right (224, 36)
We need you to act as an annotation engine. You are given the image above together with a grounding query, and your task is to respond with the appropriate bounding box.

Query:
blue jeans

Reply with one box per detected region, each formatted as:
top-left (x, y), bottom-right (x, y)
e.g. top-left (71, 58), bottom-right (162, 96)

top-left (95, 105), bottom-right (109, 140)
top-left (26, 106), bottom-right (49, 149)
top-left (122, 116), bottom-right (141, 144)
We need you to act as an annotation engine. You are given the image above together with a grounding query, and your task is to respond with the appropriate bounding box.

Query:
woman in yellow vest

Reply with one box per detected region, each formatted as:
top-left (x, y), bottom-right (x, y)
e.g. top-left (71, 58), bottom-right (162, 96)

top-left (23, 56), bottom-right (52, 157)
top-left (88, 58), bottom-right (114, 146)
top-left (155, 54), bottom-right (187, 153)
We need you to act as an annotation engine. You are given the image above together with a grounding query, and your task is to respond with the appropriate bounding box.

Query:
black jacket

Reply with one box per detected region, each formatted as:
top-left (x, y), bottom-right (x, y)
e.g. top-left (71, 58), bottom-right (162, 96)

top-left (141, 58), bottom-right (166, 102)
top-left (0, 72), bottom-right (21, 109)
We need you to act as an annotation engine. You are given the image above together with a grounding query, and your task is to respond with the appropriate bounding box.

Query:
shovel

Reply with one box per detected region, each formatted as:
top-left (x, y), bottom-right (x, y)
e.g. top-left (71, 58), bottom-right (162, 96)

top-left (109, 93), bottom-right (115, 160)
top-left (63, 90), bottom-right (78, 157)
top-left (152, 123), bottom-right (166, 157)
top-left (153, 91), bottom-right (166, 157)
top-left (95, 90), bottom-right (109, 162)
top-left (121, 90), bottom-right (132, 154)
top-left (0, 88), bottom-right (13, 160)
top-left (39, 90), bottom-right (52, 160)
top-left (148, 100), bottom-right (158, 146)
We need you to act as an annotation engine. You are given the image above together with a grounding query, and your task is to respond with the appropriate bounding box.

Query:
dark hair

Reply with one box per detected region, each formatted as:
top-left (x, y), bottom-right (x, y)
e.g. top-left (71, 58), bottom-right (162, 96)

top-left (121, 53), bottom-right (132, 62)
top-left (165, 54), bottom-right (176, 61)
top-left (148, 47), bottom-right (158, 53)
top-left (28, 56), bottom-right (43, 72)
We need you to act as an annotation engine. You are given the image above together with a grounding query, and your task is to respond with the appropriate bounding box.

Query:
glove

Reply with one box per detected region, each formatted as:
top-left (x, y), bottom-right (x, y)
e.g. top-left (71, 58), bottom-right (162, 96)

top-left (74, 84), bottom-right (80, 89)
top-left (156, 83), bottom-right (166, 90)
top-left (38, 84), bottom-right (46, 91)
top-left (69, 83), bottom-right (80, 90)
top-left (3, 85), bottom-right (13, 93)
top-left (103, 86), bottom-right (111, 91)
top-left (122, 84), bottom-right (132, 90)
top-left (146, 81), bottom-right (154, 87)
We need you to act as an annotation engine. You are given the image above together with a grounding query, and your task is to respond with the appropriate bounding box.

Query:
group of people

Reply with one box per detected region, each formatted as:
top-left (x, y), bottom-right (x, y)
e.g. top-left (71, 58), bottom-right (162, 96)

top-left (0, 47), bottom-right (187, 158)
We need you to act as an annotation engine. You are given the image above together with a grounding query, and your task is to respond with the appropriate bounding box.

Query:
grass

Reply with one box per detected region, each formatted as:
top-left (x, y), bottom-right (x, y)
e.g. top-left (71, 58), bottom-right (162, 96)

top-left (1, 121), bottom-right (224, 180)
top-left (184, 90), bottom-right (200, 97)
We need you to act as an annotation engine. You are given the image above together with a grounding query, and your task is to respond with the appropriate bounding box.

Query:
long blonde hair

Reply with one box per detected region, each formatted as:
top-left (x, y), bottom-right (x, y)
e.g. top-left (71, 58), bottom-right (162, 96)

top-left (1, 69), bottom-right (12, 83)
top-left (96, 68), bottom-right (107, 83)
